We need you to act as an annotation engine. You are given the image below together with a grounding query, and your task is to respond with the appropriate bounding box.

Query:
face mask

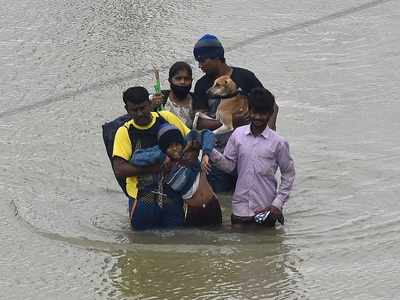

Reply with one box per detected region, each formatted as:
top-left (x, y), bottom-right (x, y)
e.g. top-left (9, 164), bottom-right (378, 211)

top-left (170, 83), bottom-right (191, 100)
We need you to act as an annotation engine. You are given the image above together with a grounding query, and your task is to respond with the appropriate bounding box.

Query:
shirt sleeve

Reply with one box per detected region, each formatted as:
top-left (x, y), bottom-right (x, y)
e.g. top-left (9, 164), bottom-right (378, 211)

top-left (112, 126), bottom-right (133, 161)
top-left (272, 140), bottom-right (295, 210)
top-left (233, 68), bottom-right (264, 95)
top-left (185, 129), bottom-right (215, 155)
top-left (160, 111), bottom-right (190, 136)
top-left (200, 129), bottom-right (215, 155)
top-left (209, 132), bottom-right (238, 173)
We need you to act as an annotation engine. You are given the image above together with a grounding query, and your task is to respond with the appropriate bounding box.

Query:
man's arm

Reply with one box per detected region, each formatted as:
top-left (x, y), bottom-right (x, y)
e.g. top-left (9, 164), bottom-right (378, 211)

top-left (209, 132), bottom-right (238, 173)
top-left (112, 125), bottom-right (162, 178)
top-left (271, 140), bottom-right (295, 210)
top-left (113, 156), bottom-right (161, 178)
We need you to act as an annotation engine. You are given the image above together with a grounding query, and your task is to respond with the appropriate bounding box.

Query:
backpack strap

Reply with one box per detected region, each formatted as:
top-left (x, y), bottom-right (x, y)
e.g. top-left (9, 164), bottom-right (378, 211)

top-left (127, 112), bottom-right (168, 153)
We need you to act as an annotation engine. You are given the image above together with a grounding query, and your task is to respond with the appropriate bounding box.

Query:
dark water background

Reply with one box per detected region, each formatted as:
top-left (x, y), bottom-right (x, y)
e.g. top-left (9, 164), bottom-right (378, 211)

top-left (1, 0), bottom-right (400, 299)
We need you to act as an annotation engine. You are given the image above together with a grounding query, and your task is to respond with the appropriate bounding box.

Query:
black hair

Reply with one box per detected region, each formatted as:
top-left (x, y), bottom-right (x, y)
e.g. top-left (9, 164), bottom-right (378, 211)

top-left (248, 87), bottom-right (275, 114)
top-left (168, 61), bottom-right (192, 80)
top-left (122, 86), bottom-right (149, 104)
top-left (195, 56), bottom-right (226, 64)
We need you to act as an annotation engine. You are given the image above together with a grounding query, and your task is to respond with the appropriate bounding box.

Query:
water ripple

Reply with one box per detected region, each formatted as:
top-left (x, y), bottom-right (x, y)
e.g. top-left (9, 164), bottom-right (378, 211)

top-left (0, 0), bottom-right (393, 119)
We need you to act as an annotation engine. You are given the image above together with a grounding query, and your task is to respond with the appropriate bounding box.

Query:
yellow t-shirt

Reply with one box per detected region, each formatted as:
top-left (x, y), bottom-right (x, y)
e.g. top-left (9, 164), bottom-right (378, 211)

top-left (112, 111), bottom-right (190, 198)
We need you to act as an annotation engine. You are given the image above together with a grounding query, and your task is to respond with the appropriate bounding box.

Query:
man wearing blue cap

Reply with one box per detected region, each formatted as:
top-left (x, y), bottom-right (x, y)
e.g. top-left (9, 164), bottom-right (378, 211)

top-left (192, 34), bottom-right (278, 130)
top-left (192, 34), bottom-right (279, 193)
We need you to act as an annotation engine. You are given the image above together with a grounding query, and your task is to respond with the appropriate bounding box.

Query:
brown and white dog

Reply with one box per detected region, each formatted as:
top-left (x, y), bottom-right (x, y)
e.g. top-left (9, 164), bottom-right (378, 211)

top-left (205, 75), bottom-right (248, 134)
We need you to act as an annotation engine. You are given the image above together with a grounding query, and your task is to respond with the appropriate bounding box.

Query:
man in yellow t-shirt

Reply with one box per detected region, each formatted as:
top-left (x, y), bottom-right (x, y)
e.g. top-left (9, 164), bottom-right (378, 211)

top-left (113, 86), bottom-right (190, 230)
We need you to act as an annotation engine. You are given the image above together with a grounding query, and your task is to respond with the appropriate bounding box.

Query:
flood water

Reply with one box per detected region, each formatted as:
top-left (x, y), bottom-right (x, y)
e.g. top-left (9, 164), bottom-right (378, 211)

top-left (1, 0), bottom-right (400, 299)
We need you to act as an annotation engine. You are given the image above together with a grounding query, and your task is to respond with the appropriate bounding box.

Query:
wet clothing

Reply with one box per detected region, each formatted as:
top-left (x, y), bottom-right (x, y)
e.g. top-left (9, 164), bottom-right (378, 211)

top-left (128, 196), bottom-right (185, 230)
top-left (186, 196), bottom-right (222, 227)
top-left (131, 129), bottom-right (215, 166)
top-left (112, 111), bottom-right (190, 230)
top-left (113, 111), bottom-right (190, 199)
top-left (130, 129), bottom-right (222, 227)
top-left (231, 214), bottom-right (276, 227)
top-left (210, 125), bottom-right (295, 218)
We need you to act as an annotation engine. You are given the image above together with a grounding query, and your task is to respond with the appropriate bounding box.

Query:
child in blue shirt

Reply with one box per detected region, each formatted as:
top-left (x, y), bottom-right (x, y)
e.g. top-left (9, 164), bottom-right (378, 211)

top-left (131, 124), bottom-right (222, 227)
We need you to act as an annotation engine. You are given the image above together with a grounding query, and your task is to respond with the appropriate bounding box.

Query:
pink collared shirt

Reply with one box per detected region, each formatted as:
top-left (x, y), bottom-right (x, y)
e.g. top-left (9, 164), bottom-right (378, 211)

top-left (210, 125), bottom-right (295, 217)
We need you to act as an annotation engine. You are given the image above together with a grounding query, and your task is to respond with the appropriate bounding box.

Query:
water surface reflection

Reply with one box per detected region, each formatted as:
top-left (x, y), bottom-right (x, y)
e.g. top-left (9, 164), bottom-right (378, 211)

top-left (111, 228), bottom-right (304, 299)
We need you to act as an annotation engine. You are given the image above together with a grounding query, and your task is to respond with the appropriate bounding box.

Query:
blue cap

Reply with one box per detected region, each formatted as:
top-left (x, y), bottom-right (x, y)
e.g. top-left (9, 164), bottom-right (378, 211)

top-left (193, 34), bottom-right (224, 62)
top-left (157, 124), bottom-right (184, 153)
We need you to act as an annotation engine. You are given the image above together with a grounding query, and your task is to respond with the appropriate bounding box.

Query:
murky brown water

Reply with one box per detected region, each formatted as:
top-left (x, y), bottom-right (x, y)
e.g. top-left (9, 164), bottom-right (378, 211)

top-left (1, 0), bottom-right (400, 299)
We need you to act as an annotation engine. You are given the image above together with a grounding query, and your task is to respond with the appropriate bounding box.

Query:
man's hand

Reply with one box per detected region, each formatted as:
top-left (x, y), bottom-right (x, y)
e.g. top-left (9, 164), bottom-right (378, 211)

top-left (150, 93), bottom-right (164, 110)
top-left (270, 206), bottom-right (284, 225)
top-left (255, 206), bottom-right (284, 225)
top-left (113, 156), bottom-right (162, 177)
top-left (254, 207), bottom-right (270, 214)
top-left (269, 206), bottom-right (281, 217)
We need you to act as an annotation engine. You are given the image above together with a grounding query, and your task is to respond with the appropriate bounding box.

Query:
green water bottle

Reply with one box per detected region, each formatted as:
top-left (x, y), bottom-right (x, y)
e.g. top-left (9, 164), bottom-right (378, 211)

top-left (153, 66), bottom-right (163, 111)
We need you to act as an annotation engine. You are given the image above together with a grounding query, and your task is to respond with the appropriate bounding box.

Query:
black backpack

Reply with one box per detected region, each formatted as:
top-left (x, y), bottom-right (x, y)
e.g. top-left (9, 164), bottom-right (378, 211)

top-left (102, 114), bottom-right (131, 195)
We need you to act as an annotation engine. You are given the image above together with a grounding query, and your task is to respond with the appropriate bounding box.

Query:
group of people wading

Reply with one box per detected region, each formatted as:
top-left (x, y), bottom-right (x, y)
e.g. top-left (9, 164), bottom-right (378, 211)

top-left (103, 34), bottom-right (296, 230)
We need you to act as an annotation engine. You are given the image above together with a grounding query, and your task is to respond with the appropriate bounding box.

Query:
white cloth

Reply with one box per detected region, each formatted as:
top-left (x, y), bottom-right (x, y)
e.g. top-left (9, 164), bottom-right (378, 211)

top-left (182, 172), bottom-right (200, 200)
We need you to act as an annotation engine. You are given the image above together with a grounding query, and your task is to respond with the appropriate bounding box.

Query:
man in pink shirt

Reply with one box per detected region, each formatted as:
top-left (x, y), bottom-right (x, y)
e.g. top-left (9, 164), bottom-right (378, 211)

top-left (209, 87), bottom-right (295, 227)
